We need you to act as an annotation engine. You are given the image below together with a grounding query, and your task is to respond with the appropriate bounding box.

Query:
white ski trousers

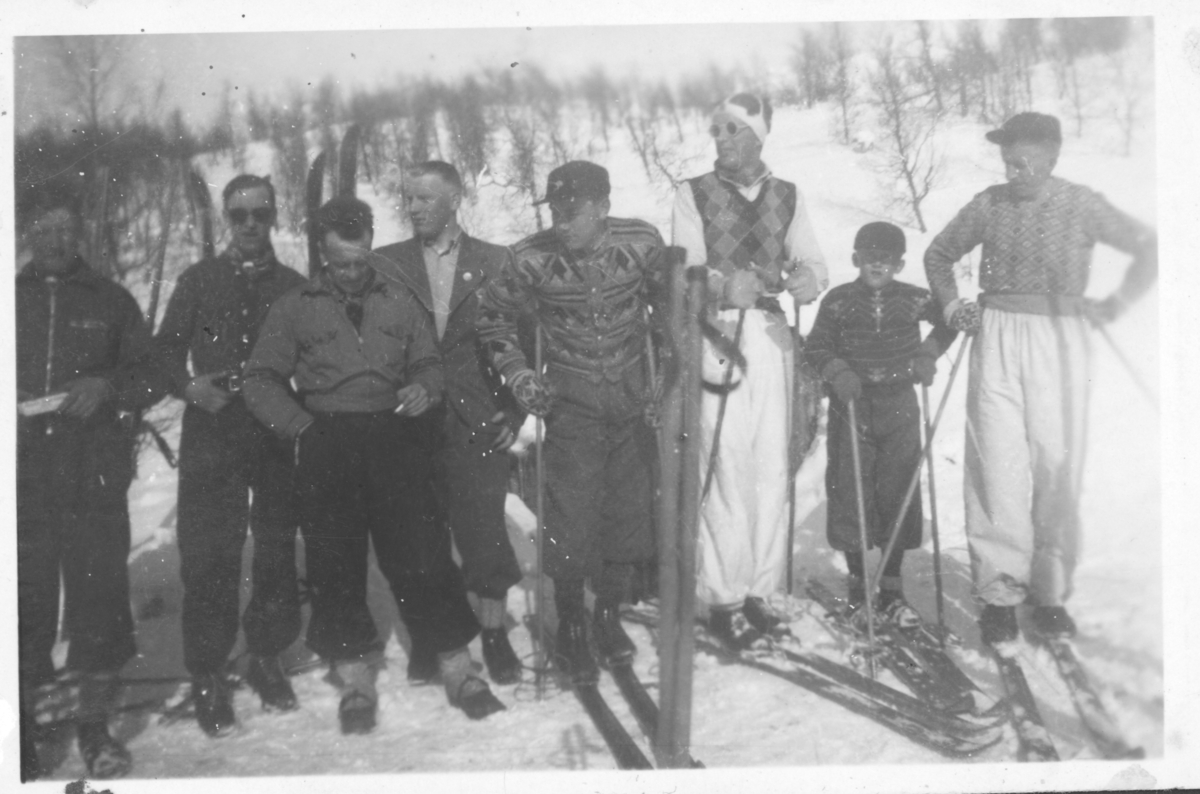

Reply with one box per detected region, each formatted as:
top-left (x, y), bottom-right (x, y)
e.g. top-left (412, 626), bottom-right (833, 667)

top-left (965, 308), bottom-right (1090, 607)
top-left (697, 308), bottom-right (793, 609)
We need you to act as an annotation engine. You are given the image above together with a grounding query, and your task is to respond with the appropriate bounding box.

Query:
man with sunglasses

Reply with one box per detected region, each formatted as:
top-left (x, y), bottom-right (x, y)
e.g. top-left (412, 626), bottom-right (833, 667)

top-left (672, 93), bottom-right (828, 651)
top-left (155, 174), bottom-right (306, 737)
top-left (477, 161), bottom-right (671, 684)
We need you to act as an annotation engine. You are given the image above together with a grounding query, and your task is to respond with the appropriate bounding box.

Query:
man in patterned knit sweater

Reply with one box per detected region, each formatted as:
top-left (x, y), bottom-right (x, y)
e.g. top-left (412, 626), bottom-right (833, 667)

top-left (672, 93), bottom-right (827, 650)
top-left (477, 161), bottom-right (670, 683)
top-left (924, 113), bottom-right (1157, 644)
top-left (805, 222), bottom-right (955, 619)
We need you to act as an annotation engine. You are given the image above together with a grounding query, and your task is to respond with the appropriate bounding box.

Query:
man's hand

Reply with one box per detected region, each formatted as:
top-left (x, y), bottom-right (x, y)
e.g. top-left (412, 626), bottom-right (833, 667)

top-left (949, 301), bottom-right (982, 334)
top-left (184, 371), bottom-right (235, 414)
top-left (724, 268), bottom-right (765, 310)
top-left (510, 369), bottom-right (552, 417)
top-left (394, 384), bottom-right (432, 417)
top-left (487, 411), bottom-right (518, 452)
top-left (784, 262), bottom-right (821, 304)
top-left (1084, 295), bottom-right (1124, 327)
top-left (831, 370), bottom-right (863, 404)
top-left (58, 377), bottom-right (113, 420)
top-left (912, 356), bottom-right (937, 387)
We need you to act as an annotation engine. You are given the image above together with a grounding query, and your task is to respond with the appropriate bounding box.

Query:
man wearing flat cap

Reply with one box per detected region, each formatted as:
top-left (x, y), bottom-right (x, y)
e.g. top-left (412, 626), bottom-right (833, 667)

top-left (477, 161), bottom-right (671, 683)
top-left (672, 92), bottom-right (828, 650)
top-left (924, 112), bottom-right (1157, 646)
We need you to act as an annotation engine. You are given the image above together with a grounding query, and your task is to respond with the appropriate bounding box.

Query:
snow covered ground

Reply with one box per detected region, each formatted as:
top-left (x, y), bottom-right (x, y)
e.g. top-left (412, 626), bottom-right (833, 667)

top-left (17, 83), bottom-right (1168, 791)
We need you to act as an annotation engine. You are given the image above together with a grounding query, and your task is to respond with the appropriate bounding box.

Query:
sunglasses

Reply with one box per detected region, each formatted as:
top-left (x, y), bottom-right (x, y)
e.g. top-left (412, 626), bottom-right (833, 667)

top-left (228, 207), bottom-right (274, 225)
top-left (709, 121), bottom-right (748, 139)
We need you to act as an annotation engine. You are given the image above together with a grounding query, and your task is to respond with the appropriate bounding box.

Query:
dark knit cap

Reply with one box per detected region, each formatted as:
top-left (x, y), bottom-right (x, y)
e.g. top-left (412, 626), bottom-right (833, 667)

top-left (854, 221), bottom-right (906, 255)
top-left (985, 112), bottom-right (1063, 148)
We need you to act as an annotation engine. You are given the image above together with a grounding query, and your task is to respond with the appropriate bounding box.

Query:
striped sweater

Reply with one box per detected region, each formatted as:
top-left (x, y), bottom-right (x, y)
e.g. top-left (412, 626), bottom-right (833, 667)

top-left (477, 217), bottom-right (668, 383)
top-left (805, 278), bottom-right (956, 388)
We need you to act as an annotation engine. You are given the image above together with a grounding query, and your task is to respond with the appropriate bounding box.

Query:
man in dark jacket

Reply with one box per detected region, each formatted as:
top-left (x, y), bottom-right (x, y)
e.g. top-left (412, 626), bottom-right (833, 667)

top-left (374, 161), bottom-right (525, 686)
top-left (243, 196), bottom-right (506, 733)
top-left (17, 194), bottom-right (167, 780)
top-left (154, 175), bottom-right (307, 737)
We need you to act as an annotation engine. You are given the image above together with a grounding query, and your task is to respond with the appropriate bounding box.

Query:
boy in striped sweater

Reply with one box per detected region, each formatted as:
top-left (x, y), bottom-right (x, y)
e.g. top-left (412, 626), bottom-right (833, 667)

top-left (805, 222), bottom-right (955, 619)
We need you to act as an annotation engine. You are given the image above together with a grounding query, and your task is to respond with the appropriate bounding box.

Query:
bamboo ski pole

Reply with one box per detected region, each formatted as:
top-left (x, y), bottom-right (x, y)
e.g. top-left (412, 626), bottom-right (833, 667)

top-left (847, 398), bottom-right (877, 679)
top-left (869, 336), bottom-right (970, 599)
top-left (787, 298), bottom-right (802, 596)
top-left (921, 383), bottom-right (947, 647)
top-left (1096, 324), bottom-right (1159, 415)
top-left (534, 325), bottom-right (547, 702)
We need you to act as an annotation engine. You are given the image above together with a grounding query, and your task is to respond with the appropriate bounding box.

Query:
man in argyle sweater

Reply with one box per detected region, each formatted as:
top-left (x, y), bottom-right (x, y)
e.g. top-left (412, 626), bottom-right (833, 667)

top-left (805, 222), bottom-right (955, 619)
top-left (924, 113), bottom-right (1157, 644)
top-left (477, 161), bottom-right (670, 683)
top-left (672, 93), bottom-right (827, 650)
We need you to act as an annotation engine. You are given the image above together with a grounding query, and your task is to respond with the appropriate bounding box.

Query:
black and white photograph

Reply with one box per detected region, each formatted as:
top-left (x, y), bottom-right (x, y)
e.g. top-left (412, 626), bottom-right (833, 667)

top-left (4, 1), bottom-right (1196, 791)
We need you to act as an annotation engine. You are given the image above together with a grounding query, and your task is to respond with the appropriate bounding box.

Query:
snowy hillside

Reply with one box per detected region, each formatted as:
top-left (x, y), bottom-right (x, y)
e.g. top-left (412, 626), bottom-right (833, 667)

top-left (20, 60), bottom-right (1164, 792)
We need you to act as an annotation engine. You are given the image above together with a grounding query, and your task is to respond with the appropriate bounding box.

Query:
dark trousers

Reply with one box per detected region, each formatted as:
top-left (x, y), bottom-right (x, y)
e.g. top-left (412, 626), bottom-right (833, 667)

top-left (297, 411), bottom-right (479, 661)
top-left (826, 385), bottom-right (923, 554)
top-left (18, 415), bottom-right (137, 689)
top-left (541, 366), bottom-right (657, 592)
top-left (431, 404), bottom-right (522, 600)
top-left (177, 401), bottom-right (299, 674)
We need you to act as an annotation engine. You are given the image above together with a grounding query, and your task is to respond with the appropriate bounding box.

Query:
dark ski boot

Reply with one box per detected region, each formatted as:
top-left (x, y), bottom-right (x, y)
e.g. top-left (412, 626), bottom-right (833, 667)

top-left (1031, 605), bottom-right (1077, 638)
top-left (743, 596), bottom-right (785, 635)
top-left (979, 604), bottom-right (1019, 645)
top-left (245, 654), bottom-right (298, 711)
top-left (77, 720), bottom-right (132, 780)
top-left (192, 673), bottom-right (237, 738)
top-left (481, 628), bottom-right (523, 685)
top-left (555, 614), bottom-right (599, 685)
top-left (593, 599), bottom-right (636, 667)
top-left (335, 659), bottom-right (379, 735)
top-left (449, 675), bottom-right (507, 720)
top-left (709, 606), bottom-right (765, 652)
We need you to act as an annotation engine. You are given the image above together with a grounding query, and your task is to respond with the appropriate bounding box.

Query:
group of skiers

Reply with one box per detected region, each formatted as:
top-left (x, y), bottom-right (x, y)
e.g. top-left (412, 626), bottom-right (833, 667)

top-left (16, 91), bottom-right (1156, 780)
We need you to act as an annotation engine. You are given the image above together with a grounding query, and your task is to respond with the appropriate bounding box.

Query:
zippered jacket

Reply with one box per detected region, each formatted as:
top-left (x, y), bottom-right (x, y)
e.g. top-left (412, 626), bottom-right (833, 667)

top-left (242, 269), bottom-right (444, 439)
top-left (17, 257), bottom-right (165, 416)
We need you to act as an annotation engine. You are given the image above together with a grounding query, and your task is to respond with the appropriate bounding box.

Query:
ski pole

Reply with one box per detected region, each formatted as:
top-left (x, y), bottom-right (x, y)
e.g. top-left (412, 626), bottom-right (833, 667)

top-left (787, 299), bottom-right (801, 596)
top-left (869, 335), bottom-right (970, 599)
top-left (1096, 324), bottom-right (1159, 415)
top-left (534, 324), bottom-right (547, 702)
top-left (847, 398), bottom-right (877, 679)
top-left (701, 310), bottom-right (746, 502)
top-left (921, 383), bottom-right (946, 648)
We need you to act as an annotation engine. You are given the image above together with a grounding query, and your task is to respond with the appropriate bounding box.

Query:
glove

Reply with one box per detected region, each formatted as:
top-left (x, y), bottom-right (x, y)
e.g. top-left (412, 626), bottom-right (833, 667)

top-left (831, 369), bottom-right (862, 404)
top-left (724, 268), bottom-right (765, 310)
top-left (912, 356), bottom-right (937, 387)
top-left (949, 301), bottom-right (982, 333)
top-left (1084, 295), bottom-right (1124, 326)
top-left (510, 369), bottom-right (553, 417)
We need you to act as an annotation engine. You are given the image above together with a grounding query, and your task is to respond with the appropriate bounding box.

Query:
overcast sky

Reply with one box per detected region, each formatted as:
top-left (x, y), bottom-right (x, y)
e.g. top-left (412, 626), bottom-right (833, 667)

top-left (14, 23), bottom-right (836, 133)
